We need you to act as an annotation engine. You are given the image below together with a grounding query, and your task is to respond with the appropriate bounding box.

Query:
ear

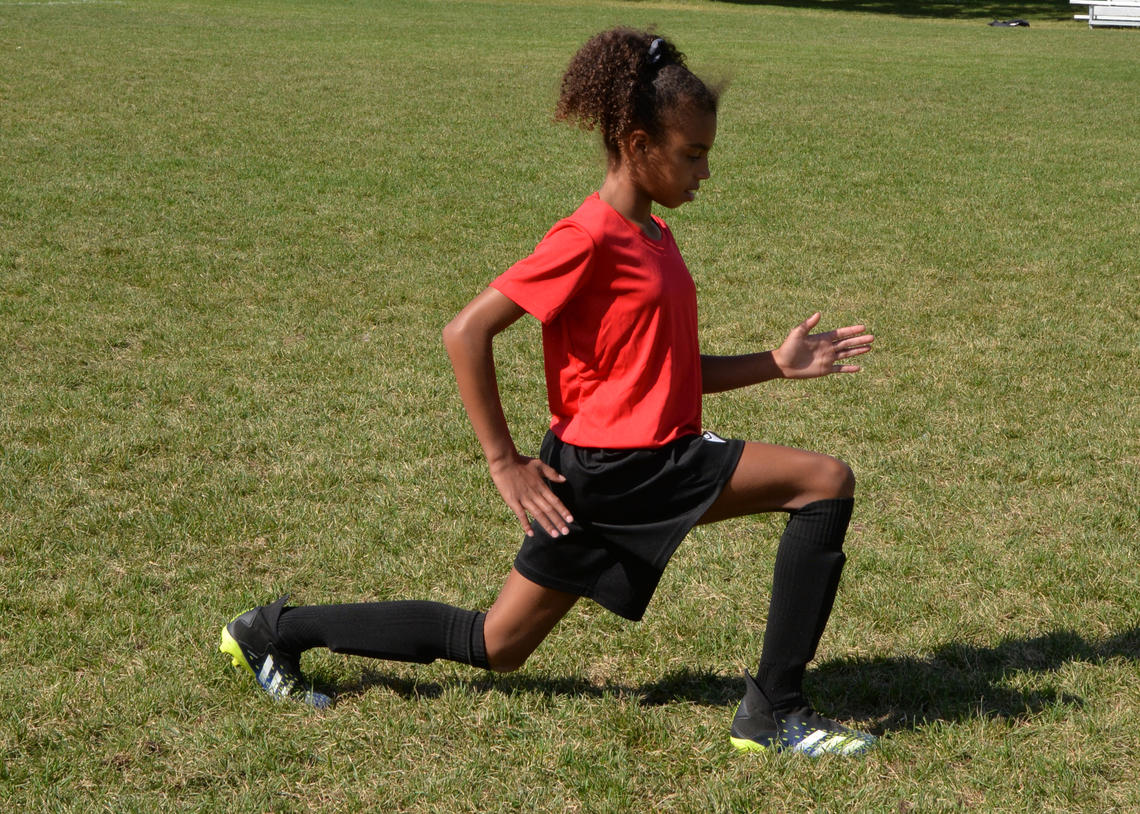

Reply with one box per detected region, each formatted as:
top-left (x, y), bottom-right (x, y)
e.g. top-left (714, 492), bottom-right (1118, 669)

top-left (627, 128), bottom-right (651, 156)
top-left (619, 128), bottom-right (652, 165)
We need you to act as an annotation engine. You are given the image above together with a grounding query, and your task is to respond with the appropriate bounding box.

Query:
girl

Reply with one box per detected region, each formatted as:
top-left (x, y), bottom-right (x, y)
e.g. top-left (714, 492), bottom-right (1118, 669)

top-left (221, 27), bottom-right (876, 757)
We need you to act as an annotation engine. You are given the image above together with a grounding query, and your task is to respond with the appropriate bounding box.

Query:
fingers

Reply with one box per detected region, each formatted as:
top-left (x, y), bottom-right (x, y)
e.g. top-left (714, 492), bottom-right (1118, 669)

top-left (512, 506), bottom-right (538, 537)
top-left (804, 317), bottom-right (872, 376)
top-left (824, 339), bottom-right (872, 374)
top-left (834, 332), bottom-right (873, 348)
top-left (520, 488), bottom-right (573, 538)
top-left (800, 316), bottom-right (873, 354)
top-left (537, 461), bottom-right (567, 483)
top-left (827, 322), bottom-right (873, 366)
top-left (531, 463), bottom-right (573, 534)
top-left (496, 458), bottom-right (573, 538)
top-left (831, 323), bottom-right (868, 340)
top-left (834, 342), bottom-right (872, 359)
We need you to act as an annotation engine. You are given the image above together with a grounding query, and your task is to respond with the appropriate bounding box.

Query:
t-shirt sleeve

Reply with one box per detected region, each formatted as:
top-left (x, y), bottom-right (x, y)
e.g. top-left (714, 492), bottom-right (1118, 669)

top-left (490, 221), bottom-right (595, 325)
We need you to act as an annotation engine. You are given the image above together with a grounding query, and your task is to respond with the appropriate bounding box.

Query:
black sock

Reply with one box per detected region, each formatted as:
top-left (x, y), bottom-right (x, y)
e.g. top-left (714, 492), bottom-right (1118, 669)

top-left (276, 600), bottom-right (490, 670)
top-left (755, 497), bottom-right (852, 713)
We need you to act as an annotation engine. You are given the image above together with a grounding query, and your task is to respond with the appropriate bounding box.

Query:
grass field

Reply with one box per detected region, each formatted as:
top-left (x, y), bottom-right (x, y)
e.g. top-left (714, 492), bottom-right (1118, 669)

top-left (2, 0), bottom-right (1138, 810)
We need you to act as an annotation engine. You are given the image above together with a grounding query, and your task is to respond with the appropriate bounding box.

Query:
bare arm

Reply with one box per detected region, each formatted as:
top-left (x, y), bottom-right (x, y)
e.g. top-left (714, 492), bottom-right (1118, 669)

top-left (701, 313), bottom-right (874, 394)
top-left (442, 287), bottom-right (573, 537)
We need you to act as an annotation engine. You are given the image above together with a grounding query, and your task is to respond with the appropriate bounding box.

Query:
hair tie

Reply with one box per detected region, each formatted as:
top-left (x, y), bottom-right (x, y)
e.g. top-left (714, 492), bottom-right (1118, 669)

top-left (648, 37), bottom-right (666, 68)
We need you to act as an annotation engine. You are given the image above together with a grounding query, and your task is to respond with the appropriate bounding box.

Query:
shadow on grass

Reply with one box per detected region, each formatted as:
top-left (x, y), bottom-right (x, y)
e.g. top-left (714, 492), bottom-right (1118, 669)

top-left (711, 0), bottom-right (1072, 21)
top-left (808, 627), bottom-right (1140, 732)
top-left (330, 627), bottom-right (1139, 734)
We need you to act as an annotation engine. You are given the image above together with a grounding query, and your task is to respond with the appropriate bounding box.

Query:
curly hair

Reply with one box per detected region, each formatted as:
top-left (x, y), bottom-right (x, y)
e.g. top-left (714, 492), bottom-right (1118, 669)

top-left (555, 28), bottom-right (719, 159)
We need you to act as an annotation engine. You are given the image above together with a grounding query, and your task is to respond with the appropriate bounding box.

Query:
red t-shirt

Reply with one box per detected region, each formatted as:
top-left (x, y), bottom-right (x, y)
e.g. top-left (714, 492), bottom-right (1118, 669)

top-left (491, 194), bottom-right (702, 448)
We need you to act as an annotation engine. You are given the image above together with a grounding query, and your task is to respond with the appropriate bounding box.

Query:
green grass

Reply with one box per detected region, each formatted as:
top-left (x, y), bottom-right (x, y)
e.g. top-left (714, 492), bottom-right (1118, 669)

top-left (2, 0), bottom-right (1138, 811)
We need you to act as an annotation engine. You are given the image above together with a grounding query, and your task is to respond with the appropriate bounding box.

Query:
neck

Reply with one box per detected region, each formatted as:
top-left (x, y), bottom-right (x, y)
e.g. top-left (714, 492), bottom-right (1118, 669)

top-left (599, 167), bottom-right (658, 239)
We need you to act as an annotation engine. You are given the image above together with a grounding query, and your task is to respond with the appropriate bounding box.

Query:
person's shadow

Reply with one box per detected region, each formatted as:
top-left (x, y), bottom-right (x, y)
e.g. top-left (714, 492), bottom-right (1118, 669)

top-left (329, 627), bottom-right (1139, 734)
top-left (804, 627), bottom-right (1139, 732)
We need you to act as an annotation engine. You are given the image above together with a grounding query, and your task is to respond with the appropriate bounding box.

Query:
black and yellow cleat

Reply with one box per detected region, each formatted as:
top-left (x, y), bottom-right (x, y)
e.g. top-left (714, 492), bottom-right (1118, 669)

top-left (730, 670), bottom-right (875, 757)
top-left (220, 595), bottom-right (333, 709)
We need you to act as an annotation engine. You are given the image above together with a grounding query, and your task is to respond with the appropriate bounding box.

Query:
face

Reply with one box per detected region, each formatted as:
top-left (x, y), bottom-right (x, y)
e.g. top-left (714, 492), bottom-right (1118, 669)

top-left (638, 108), bottom-right (717, 209)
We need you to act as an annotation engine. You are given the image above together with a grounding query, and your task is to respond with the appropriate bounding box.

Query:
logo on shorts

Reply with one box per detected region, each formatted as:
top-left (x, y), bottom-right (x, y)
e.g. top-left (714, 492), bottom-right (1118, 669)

top-left (701, 430), bottom-right (727, 443)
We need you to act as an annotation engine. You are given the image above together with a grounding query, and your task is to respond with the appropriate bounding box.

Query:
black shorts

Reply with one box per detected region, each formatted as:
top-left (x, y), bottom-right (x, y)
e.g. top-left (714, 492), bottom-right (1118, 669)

top-left (513, 429), bottom-right (745, 621)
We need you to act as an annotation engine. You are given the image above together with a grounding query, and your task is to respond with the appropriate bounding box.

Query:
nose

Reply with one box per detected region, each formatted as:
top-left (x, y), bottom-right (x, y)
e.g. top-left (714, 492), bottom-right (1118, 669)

top-left (697, 157), bottom-right (711, 180)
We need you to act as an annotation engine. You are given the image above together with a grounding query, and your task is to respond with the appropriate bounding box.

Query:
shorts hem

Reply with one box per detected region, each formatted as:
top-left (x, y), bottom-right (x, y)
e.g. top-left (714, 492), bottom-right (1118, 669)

top-left (513, 558), bottom-right (653, 620)
top-left (511, 557), bottom-right (595, 602)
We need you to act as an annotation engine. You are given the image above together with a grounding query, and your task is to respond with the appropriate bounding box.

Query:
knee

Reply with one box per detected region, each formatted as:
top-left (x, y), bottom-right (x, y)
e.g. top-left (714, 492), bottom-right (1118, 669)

top-left (483, 630), bottom-right (535, 673)
top-left (818, 455), bottom-right (855, 499)
top-left (485, 644), bottom-right (529, 674)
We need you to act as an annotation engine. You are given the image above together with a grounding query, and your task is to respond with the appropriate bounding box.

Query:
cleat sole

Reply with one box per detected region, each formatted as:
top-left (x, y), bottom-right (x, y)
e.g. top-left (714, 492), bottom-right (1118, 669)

top-left (730, 735), bottom-right (772, 753)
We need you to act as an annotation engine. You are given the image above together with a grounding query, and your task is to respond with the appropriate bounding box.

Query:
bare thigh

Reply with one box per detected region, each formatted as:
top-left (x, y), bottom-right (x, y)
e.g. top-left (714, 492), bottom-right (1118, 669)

top-left (482, 567), bottom-right (579, 672)
top-left (698, 441), bottom-right (854, 524)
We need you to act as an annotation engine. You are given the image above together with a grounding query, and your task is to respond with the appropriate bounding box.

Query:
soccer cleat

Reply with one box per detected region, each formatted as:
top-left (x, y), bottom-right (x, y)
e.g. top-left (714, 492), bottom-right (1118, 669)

top-left (729, 670), bottom-right (875, 757)
top-left (731, 708), bottom-right (877, 756)
top-left (219, 595), bottom-right (333, 709)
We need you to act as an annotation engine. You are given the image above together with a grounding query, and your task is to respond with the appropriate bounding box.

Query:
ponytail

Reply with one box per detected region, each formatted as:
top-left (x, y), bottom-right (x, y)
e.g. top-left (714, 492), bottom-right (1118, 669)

top-left (555, 28), bottom-right (718, 158)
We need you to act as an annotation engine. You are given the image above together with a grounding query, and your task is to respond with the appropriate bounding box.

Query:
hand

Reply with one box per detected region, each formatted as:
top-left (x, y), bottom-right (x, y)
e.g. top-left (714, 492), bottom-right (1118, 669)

top-left (773, 313), bottom-right (874, 379)
top-left (489, 454), bottom-right (574, 538)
